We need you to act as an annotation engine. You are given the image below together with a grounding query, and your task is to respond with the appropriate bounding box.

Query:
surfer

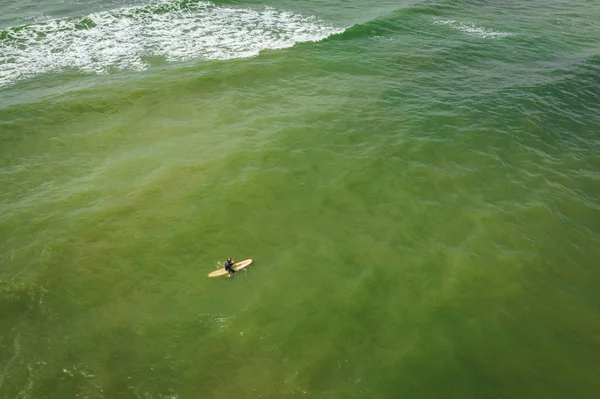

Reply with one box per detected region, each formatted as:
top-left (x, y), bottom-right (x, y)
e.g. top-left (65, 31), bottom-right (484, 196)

top-left (224, 257), bottom-right (235, 277)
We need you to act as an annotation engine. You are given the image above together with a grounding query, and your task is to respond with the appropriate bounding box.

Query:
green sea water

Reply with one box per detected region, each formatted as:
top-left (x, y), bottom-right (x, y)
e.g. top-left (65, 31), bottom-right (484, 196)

top-left (1, 0), bottom-right (600, 398)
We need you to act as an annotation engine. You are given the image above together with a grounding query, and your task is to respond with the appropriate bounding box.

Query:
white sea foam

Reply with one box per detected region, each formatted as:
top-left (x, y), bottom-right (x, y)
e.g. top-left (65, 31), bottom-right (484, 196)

top-left (433, 19), bottom-right (513, 39)
top-left (0, 0), bottom-right (343, 87)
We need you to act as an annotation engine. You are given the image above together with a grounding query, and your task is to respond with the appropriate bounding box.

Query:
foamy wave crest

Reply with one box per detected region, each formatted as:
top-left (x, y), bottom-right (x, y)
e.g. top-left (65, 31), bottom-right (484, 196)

top-left (433, 19), bottom-right (513, 39)
top-left (0, 0), bottom-right (342, 87)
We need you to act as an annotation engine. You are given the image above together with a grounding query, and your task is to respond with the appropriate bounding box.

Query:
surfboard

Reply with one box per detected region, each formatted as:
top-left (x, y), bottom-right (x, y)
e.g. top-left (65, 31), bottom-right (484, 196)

top-left (208, 259), bottom-right (253, 277)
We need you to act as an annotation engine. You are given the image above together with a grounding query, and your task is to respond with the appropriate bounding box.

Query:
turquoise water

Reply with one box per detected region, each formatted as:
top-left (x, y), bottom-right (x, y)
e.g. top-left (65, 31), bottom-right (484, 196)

top-left (1, 0), bottom-right (600, 397)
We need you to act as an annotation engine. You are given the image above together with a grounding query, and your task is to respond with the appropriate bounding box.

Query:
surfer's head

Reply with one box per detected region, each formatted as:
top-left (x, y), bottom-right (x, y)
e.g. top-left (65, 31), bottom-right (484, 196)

top-left (228, 257), bottom-right (232, 261)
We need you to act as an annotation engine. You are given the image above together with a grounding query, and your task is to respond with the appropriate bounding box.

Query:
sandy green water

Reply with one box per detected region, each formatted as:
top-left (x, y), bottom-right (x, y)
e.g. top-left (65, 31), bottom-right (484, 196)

top-left (2, 0), bottom-right (600, 398)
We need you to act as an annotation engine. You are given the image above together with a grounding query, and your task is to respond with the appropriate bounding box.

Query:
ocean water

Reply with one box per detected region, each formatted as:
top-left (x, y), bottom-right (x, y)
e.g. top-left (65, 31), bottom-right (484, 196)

top-left (1, 0), bottom-right (600, 397)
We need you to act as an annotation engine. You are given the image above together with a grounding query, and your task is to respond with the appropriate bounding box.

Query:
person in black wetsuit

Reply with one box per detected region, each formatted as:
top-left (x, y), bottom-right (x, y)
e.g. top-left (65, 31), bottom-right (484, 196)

top-left (224, 257), bottom-right (235, 277)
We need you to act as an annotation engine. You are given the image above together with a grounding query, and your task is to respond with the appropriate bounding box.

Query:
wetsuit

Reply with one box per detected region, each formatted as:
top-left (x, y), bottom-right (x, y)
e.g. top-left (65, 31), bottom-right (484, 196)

top-left (224, 259), bottom-right (235, 274)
